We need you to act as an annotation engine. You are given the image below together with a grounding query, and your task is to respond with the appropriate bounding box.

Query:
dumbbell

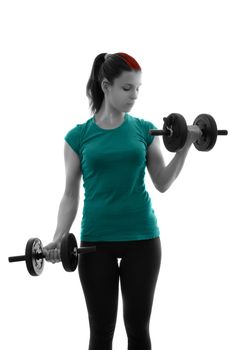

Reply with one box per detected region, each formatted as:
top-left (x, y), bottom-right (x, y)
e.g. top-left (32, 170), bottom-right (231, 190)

top-left (8, 233), bottom-right (96, 276)
top-left (149, 113), bottom-right (228, 152)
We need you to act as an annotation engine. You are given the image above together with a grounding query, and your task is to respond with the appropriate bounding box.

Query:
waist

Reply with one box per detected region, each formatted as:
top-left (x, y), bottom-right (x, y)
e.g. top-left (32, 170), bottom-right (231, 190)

top-left (83, 193), bottom-right (153, 214)
top-left (80, 237), bottom-right (161, 258)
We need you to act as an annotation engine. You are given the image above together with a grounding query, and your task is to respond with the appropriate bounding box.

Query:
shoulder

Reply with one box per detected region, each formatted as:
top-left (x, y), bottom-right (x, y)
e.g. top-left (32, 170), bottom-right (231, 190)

top-left (64, 117), bottom-right (92, 156)
top-left (65, 117), bottom-right (92, 138)
top-left (128, 114), bottom-right (158, 146)
top-left (128, 113), bottom-right (157, 129)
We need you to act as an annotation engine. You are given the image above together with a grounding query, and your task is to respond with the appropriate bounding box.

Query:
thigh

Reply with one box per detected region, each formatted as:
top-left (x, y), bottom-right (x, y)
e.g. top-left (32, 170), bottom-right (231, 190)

top-left (120, 238), bottom-right (162, 323)
top-left (78, 242), bottom-right (120, 327)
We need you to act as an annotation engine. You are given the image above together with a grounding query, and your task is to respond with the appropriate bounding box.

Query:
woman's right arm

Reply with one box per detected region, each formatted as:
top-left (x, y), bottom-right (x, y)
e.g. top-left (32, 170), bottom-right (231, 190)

top-left (43, 141), bottom-right (82, 262)
top-left (53, 141), bottom-right (82, 241)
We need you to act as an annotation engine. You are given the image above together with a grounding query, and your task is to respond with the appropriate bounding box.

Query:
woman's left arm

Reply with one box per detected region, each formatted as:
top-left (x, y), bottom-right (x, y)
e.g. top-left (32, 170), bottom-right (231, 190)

top-left (147, 126), bottom-right (202, 193)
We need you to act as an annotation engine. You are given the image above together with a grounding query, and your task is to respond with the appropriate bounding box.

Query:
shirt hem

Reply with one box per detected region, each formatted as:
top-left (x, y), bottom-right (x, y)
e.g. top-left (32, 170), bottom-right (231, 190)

top-left (80, 232), bottom-right (160, 242)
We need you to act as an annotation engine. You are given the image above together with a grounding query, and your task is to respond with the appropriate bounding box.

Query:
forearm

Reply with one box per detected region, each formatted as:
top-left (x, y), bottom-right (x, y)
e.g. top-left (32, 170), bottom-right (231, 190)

top-left (157, 144), bottom-right (191, 192)
top-left (53, 193), bottom-right (79, 241)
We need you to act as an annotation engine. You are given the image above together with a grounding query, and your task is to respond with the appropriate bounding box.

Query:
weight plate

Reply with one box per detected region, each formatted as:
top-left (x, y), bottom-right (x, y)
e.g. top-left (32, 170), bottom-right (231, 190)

top-left (25, 238), bottom-right (44, 276)
top-left (60, 233), bottom-right (78, 272)
top-left (193, 114), bottom-right (217, 151)
top-left (163, 113), bottom-right (188, 152)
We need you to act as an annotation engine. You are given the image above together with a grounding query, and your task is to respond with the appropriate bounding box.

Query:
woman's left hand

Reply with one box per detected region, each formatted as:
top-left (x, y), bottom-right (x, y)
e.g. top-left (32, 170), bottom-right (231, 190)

top-left (184, 125), bottom-right (202, 149)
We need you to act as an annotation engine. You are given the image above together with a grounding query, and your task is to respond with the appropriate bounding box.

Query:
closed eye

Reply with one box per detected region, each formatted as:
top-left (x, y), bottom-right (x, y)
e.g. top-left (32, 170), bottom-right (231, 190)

top-left (123, 87), bottom-right (140, 91)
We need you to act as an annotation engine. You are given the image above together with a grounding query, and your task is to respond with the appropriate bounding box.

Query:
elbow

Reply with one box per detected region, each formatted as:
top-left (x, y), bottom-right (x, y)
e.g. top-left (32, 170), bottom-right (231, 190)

top-left (153, 168), bottom-right (168, 193)
top-left (154, 181), bottom-right (168, 193)
top-left (157, 185), bottom-right (168, 193)
top-left (154, 175), bottom-right (168, 193)
top-left (159, 187), bottom-right (166, 193)
top-left (154, 171), bottom-right (173, 193)
top-left (63, 192), bottom-right (79, 209)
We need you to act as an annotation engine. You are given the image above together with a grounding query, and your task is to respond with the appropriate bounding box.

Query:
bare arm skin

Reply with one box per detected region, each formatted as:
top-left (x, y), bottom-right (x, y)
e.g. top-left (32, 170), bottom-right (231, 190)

top-left (43, 142), bottom-right (82, 262)
top-left (147, 126), bottom-right (202, 193)
top-left (53, 141), bottom-right (82, 241)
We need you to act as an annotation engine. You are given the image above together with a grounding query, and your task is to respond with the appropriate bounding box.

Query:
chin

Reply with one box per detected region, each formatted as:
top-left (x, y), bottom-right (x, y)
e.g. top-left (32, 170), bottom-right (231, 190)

top-left (126, 104), bottom-right (134, 110)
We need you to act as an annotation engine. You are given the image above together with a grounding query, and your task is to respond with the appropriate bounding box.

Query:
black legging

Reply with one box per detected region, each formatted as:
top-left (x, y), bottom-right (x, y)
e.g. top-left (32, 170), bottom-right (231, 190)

top-left (78, 237), bottom-right (162, 350)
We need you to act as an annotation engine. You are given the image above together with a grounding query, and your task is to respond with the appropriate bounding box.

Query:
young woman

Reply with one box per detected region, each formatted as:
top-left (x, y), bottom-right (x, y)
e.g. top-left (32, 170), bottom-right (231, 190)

top-left (43, 52), bottom-right (201, 350)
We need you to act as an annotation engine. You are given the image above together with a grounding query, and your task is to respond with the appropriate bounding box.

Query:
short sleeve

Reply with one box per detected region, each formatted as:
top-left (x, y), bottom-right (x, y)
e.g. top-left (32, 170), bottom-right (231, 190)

top-left (64, 125), bottom-right (81, 157)
top-left (141, 119), bottom-right (158, 147)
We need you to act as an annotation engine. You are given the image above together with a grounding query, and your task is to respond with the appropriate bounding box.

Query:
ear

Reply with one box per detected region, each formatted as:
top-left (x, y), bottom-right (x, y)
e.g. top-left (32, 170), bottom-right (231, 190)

top-left (101, 79), bottom-right (111, 93)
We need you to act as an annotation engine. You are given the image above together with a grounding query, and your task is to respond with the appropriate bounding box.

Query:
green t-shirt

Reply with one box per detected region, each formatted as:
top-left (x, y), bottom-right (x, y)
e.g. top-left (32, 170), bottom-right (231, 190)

top-left (64, 113), bottom-right (160, 242)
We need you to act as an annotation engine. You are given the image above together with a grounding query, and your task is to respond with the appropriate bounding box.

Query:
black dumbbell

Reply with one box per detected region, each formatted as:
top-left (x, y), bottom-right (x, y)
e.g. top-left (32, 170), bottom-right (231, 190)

top-left (8, 233), bottom-right (96, 276)
top-left (149, 113), bottom-right (228, 152)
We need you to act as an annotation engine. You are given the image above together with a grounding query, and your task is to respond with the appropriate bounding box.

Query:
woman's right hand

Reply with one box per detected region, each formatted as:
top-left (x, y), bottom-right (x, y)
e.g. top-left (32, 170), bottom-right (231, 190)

top-left (43, 238), bottom-right (62, 264)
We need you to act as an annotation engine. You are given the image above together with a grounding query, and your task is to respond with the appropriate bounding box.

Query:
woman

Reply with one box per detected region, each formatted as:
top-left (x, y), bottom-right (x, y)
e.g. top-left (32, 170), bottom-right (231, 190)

top-left (43, 52), bottom-right (200, 350)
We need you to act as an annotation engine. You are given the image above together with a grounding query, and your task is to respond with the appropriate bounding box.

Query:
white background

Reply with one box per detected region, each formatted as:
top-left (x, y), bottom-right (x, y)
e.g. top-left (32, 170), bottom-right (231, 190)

top-left (1, 0), bottom-right (232, 349)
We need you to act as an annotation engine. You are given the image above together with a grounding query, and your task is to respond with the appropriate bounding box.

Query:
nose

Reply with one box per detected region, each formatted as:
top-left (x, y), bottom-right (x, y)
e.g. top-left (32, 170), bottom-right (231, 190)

top-left (130, 93), bottom-right (137, 101)
top-left (131, 89), bottom-right (139, 100)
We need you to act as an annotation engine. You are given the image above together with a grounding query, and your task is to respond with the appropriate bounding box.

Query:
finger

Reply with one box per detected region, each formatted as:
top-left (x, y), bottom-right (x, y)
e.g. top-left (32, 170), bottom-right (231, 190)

top-left (51, 251), bottom-right (56, 264)
top-left (50, 249), bottom-right (59, 263)
top-left (54, 248), bottom-right (58, 261)
top-left (42, 248), bottom-right (48, 259)
top-left (44, 249), bottom-right (51, 262)
top-left (49, 250), bottom-right (54, 262)
top-left (55, 248), bottom-right (61, 262)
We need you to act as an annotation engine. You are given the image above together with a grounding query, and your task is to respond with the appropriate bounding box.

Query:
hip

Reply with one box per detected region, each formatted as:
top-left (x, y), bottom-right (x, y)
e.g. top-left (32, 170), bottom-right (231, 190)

top-left (80, 236), bottom-right (161, 259)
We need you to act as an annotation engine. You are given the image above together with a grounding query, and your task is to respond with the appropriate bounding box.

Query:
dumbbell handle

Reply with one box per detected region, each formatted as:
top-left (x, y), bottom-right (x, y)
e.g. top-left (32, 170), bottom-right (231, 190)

top-left (8, 246), bottom-right (96, 263)
top-left (9, 255), bottom-right (29, 262)
top-left (150, 128), bottom-right (228, 136)
top-left (217, 130), bottom-right (228, 135)
top-left (150, 130), bottom-right (169, 136)
top-left (77, 247), bottom-right (96, 254)
top-left (9, 253), bottom-right (44, 262)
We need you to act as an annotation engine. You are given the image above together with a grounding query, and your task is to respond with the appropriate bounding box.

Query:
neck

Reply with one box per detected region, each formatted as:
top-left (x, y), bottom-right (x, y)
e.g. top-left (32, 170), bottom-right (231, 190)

top-left (95, 102), bottom-right (124, 122)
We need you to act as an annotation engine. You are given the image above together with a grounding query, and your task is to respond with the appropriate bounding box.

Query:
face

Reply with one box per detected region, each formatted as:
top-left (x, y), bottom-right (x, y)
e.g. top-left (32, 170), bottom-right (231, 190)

top-left (102, 70), bottom-right (142, 113)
